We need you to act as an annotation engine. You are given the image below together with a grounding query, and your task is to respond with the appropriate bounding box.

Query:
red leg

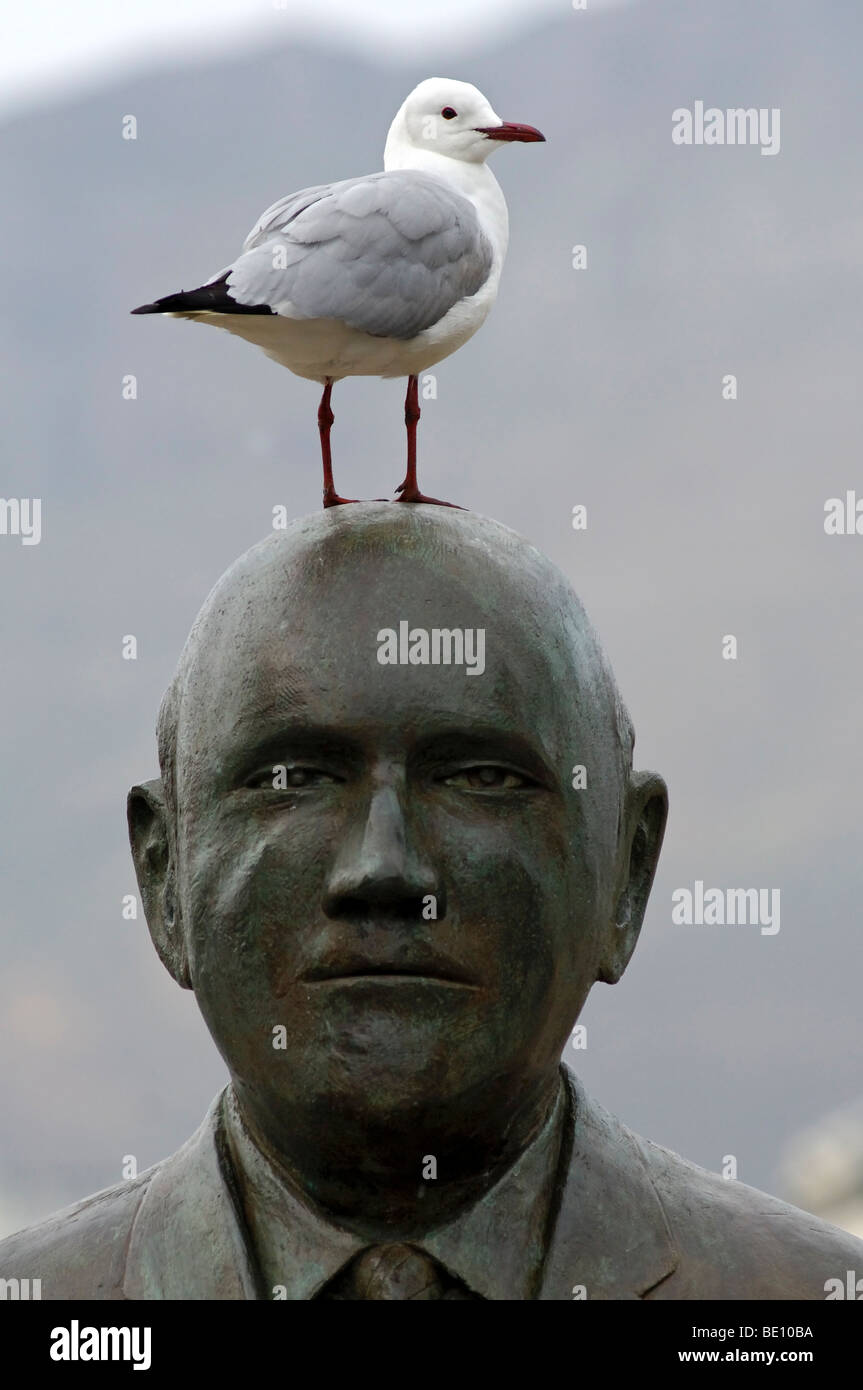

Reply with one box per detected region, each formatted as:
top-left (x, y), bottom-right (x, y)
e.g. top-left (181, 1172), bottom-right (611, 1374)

top-left (319, 379), bottom-right (357, 507)
top-left (395, 374), bottom-right (463, 508)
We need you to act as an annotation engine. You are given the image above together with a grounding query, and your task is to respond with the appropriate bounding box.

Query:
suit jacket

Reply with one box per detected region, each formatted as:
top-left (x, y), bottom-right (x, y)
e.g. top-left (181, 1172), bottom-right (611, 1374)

top-left (2, 1069), bottom-right (861, 1300)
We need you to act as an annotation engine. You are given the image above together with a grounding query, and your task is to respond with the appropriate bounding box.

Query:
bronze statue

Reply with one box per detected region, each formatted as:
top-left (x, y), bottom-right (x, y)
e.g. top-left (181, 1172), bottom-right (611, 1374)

top-left (2, 505), bottom-right (861, 1298)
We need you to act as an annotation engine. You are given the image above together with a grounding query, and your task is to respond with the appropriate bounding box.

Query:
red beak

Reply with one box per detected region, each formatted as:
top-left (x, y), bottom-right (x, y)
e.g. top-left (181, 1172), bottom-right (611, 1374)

top-left (474, 120), bottom-right (546, 143)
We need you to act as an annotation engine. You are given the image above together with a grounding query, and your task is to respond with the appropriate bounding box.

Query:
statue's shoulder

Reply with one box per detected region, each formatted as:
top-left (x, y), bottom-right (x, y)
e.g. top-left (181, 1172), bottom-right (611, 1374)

top-left (635, 1131), bottom-right (863, 1299)
top-left (0, 1168), bottom-right (156, 1300)
top-left (0, 1093), bottom-right (243, 1302)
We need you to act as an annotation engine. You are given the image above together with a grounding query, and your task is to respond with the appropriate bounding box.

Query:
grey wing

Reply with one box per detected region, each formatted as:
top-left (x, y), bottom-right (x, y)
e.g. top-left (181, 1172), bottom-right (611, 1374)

top-left (225, 170), bottom-right (495, 340)
top-left (240, 181), bottom-right (337, 251)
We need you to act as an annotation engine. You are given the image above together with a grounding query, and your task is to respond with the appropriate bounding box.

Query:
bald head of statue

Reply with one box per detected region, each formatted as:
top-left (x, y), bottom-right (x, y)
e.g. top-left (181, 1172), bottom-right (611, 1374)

top-left (128, 505), bottom-right (667, 1231)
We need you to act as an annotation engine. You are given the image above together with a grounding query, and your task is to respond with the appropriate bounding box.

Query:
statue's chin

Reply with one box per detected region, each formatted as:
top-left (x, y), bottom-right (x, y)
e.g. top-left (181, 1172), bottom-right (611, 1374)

top-left (232, 1047), bottom-right (530, 1155)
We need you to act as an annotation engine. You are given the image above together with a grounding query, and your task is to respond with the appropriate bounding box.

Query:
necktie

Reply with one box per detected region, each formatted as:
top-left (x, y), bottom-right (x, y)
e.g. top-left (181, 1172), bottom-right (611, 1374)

top-left (320, 1243), bottom-right (479, 1300)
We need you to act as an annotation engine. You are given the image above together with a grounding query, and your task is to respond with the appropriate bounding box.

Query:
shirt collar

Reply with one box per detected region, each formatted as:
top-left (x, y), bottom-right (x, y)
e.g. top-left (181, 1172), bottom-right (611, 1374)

top-left (223, 1078), bottom-right (567, 1300)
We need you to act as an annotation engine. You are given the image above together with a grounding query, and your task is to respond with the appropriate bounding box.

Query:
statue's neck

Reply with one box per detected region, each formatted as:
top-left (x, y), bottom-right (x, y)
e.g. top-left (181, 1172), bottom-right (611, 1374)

top-left (229, 1073), bottom-right (562, 1238)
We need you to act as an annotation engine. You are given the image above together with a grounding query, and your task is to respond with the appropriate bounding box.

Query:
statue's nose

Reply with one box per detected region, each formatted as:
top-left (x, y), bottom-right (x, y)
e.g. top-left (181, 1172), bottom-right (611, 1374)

top-left (322, 783), bottom-right (442, 918)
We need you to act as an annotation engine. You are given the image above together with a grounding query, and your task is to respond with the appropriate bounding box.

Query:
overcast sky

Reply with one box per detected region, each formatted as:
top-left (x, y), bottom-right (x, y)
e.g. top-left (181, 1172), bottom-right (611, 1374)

top-left (1, 0), bottom-right (635, 116)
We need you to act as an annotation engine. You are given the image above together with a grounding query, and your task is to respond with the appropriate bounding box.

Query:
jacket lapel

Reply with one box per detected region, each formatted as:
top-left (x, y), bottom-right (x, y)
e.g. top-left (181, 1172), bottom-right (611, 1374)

top-left (539, 1068), bottom-right (678, 1300)
top-left (124, 1089), bottom-right (260, 1300)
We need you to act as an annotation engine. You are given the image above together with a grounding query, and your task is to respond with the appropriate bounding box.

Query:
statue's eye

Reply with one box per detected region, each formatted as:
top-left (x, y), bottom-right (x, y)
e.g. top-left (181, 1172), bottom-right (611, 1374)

top-left (441, 765), bottom-right (530, 791)
top-left (246, 765), bottom-right (336, 790)
top-left (441, 107), bottom-right (458, 120)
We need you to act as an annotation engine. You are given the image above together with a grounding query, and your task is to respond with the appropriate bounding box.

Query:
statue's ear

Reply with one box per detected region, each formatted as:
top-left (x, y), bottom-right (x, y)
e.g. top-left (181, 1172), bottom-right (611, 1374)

top-left (598, 770), bottom-right (668, 985)
top-left (127, 779), bottom-right (191, 990)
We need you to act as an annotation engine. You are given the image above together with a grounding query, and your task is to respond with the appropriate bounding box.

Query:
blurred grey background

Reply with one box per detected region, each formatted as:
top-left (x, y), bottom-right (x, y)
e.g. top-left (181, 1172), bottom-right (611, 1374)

top-left (1, 0), bottom-right (861, 1238)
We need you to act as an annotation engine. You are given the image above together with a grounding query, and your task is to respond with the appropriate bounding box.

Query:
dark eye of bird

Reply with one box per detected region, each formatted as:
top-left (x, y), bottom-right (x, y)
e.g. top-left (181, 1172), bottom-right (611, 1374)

top-left (441, 107), bottom-right (458, 119)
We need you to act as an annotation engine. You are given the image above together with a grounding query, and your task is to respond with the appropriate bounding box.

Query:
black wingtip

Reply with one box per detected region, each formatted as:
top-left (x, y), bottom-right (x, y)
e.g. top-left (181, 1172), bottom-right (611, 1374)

top-left (129, 274), bottom-right (273, 318)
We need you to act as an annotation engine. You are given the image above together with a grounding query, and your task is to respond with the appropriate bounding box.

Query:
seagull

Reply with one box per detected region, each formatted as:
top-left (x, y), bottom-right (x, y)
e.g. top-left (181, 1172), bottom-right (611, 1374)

top-left (132, 77), bottom-right (544, 508)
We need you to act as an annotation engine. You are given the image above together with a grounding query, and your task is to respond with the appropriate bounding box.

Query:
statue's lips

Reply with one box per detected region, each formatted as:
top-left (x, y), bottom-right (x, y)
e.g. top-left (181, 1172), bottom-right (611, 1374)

top-left (302, 955), bottom-right (480, 989)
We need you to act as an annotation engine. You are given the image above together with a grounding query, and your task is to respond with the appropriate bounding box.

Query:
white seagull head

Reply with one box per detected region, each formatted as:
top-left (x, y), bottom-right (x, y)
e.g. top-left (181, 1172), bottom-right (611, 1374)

top-left (384, 77), bottom-right (545, 169)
